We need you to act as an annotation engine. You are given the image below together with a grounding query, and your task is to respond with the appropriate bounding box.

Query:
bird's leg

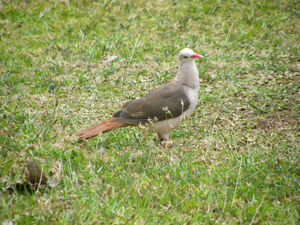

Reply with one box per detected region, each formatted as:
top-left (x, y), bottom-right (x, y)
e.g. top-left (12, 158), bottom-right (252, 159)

top-left (158, 134), bottom-right (164, 143)
top-left (158, 134), bottom-right (174, 148)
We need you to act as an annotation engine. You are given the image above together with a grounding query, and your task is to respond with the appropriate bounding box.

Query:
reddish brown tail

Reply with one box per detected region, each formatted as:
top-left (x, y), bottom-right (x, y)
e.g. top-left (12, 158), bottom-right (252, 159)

top-left (74, 118), bottom-right (126, 140)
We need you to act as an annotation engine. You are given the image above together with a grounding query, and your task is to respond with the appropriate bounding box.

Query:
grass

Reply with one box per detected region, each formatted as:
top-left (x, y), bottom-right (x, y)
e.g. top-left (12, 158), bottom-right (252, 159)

top-left (0, 0), bottom-right (300, 224)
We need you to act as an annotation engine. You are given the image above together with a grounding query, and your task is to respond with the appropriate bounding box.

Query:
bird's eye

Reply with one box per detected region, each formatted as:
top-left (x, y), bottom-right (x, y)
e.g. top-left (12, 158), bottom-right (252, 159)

top-left (183, 56), bottom-right (188, 59)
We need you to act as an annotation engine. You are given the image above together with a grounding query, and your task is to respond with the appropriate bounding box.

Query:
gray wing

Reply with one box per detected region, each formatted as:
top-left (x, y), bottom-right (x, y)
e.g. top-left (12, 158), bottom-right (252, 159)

top-left (112, 81), bottom-right (190, 125)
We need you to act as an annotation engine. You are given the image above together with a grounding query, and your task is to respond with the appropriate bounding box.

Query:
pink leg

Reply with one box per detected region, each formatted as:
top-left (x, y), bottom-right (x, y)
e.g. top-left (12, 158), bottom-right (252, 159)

top-left (158, 134), bottom-right (169, 142)
top-left (157, 134), bottom-right (172, 147)
top-left (158, 134), bottom-right (163, 140)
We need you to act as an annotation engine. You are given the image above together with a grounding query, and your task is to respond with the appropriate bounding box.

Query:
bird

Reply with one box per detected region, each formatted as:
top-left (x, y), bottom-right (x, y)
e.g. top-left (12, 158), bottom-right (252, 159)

top-left (75, 48), bottom-right (204, 143)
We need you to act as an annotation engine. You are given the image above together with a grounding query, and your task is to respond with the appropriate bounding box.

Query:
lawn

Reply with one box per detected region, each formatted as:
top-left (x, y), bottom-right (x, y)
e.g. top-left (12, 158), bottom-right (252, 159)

top-left (1, 0), bottom-right (300, 224)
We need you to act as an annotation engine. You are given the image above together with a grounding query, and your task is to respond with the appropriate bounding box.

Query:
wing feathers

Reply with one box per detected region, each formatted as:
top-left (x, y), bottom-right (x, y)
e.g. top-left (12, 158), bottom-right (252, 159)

top-left (116, 81), bottom-right (190, 122)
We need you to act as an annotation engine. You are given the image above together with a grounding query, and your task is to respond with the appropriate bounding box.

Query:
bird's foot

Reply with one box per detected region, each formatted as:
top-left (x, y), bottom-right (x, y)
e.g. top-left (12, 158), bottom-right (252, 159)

top-left (158, 134), bottom-right (164, 143)
top-left (158, 134), bottom-right (174, 147)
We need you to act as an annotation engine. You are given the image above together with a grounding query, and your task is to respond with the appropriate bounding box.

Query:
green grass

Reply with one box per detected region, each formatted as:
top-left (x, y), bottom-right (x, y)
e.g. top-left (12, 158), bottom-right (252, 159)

top-left (1, 0), bottom-right (300, 224)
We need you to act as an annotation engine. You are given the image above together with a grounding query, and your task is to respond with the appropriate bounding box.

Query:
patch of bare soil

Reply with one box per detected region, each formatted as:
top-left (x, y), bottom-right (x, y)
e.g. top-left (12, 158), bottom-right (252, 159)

top-left (256, 111), bottom-right (300, 132)
top-left (288, 61), bottom-right (300, 74)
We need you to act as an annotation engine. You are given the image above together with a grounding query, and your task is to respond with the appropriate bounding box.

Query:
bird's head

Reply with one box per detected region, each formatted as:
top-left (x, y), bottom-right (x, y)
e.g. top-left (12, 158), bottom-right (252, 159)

top-left (178, 48), bottom-right (204, 64)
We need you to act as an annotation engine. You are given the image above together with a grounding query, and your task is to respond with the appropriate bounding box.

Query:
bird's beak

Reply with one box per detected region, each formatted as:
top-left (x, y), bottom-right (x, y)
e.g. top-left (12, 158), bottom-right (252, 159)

top-left (192, 53), bottom-right (204, 58)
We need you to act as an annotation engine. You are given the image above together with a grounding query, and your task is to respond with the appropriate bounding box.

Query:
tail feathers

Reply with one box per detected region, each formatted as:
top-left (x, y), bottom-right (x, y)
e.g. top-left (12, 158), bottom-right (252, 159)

top-left (74, 118), bottom-right (126, 140)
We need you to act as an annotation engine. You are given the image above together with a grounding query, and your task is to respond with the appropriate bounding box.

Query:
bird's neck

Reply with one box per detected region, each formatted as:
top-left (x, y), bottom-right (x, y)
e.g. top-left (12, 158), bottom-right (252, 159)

top-left (175, 61), bottom-right (199, 89)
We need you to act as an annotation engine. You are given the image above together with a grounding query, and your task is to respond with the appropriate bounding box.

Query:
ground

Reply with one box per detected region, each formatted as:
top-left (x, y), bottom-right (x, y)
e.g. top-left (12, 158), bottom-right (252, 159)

top-left (0, 0), bottom-right (300, 224)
